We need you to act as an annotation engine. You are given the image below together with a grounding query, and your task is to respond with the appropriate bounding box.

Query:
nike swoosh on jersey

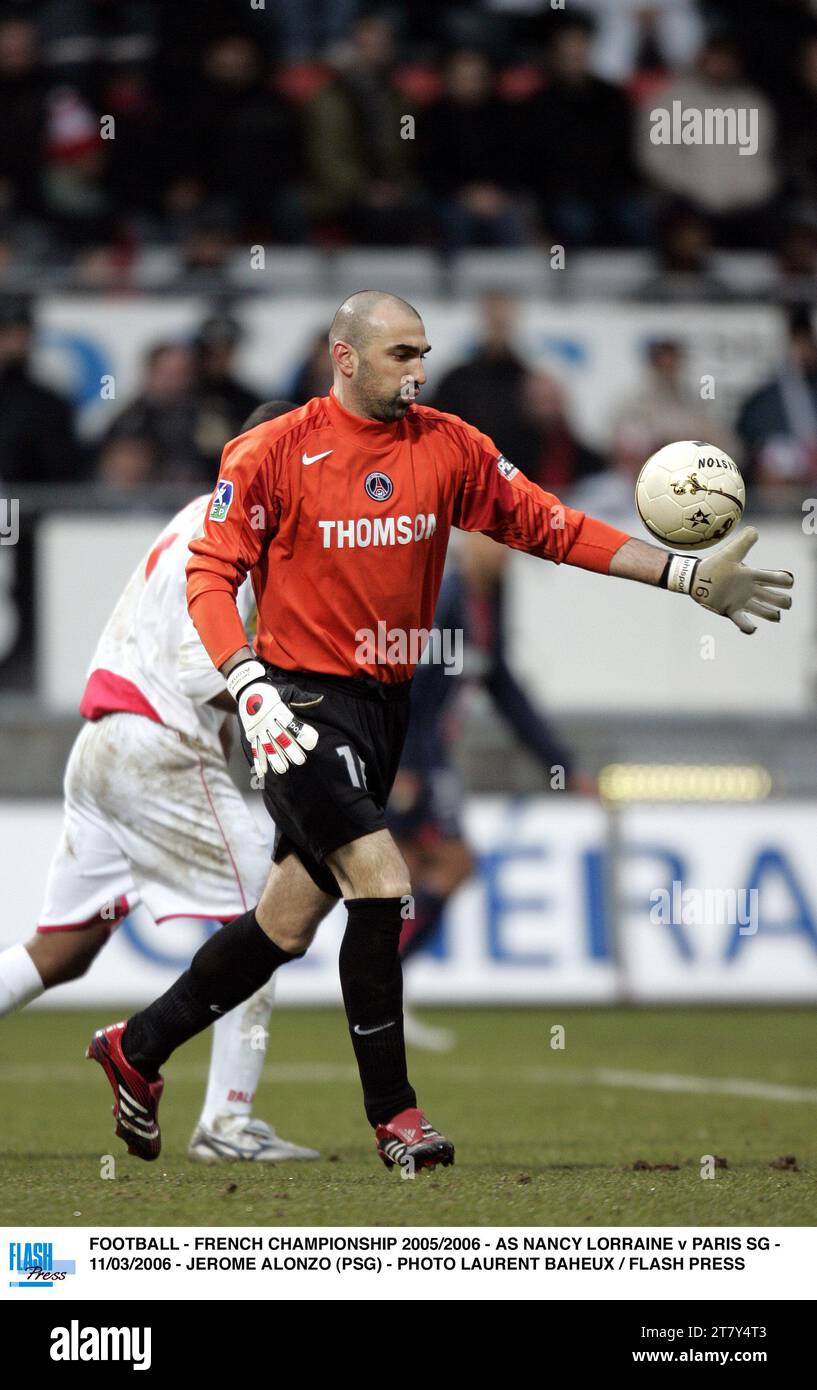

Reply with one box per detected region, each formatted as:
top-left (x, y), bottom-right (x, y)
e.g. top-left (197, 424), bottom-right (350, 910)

top-left (302, 449), bottom-right (333, 466)
top-left (353, 1020), bottom-right (395, 1036)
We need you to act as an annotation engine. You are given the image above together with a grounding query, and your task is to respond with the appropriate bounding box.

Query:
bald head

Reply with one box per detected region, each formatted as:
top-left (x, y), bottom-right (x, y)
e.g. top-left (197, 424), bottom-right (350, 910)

top-left (328, 289), bottom-right (429, 423)
top-left (329, 290), bottom-right (422, 352)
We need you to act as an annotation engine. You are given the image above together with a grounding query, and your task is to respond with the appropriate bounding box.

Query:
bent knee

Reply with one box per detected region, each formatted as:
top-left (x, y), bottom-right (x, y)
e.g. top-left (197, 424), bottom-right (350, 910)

top-left (378, 878), bottom-right (413, 902)
top-left (262, 915), bottom-right (320, 956)
top-left (56, 958), bottom-right (94, 984)
top-left (28, 927), bottom-right (106, 987)
top-left (342, 873), bottom-right (412, 902)
top-left (329, 835), bottom-right (412, 901)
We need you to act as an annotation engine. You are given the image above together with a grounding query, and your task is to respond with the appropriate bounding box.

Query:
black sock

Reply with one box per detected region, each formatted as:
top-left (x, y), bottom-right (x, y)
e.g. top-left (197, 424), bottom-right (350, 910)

top-left (339, 897), bottom-right (416, 1127)
top-left (123, 910), bottom-right (302, 1078)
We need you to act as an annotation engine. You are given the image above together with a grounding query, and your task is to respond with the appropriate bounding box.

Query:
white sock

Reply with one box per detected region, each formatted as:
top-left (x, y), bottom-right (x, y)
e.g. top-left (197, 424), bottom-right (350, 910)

top-left (199, 977), bottom-right (275, 1128)
top-left (0, 944), bottom-right (45, 1017)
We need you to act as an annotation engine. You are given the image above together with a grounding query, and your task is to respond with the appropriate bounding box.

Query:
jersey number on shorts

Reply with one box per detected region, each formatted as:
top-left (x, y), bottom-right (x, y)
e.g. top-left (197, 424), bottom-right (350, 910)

top-left (336, 745), bottom-right (368, 789)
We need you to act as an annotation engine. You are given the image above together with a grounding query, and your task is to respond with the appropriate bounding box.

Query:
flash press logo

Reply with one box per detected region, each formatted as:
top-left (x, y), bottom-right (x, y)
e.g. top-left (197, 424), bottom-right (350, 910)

top-left (50, 1321), bottom-right (152, 1372)
top-left (8, 1239), bottom-right (75, 1288)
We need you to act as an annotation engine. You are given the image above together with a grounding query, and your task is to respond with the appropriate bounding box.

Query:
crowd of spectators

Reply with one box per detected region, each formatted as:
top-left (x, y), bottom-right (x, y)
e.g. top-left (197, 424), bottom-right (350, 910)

top-left (2, 1), bottom-right (817, 501)
top-left (1, 1), bottom-right (817, 275)
top-left (0, 300), bottom-right (273, 489)
top-left (3, 288), bottom-right (816, 503)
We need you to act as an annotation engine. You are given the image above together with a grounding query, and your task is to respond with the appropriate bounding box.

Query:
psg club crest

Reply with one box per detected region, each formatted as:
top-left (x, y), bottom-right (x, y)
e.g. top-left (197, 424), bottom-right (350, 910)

top-left (364, 471), bottom-right (393, 502)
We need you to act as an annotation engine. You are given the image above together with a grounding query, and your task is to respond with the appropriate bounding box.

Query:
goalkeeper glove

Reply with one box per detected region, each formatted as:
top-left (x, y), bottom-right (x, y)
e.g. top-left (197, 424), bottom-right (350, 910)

top-left (664, 527), bottom-right (793, 634)
top-left (226, 659), bottom-right (322, 776)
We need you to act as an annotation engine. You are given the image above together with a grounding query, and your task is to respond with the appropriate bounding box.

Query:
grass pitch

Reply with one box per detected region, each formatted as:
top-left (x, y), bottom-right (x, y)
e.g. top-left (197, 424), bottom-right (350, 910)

top-left (1, 1007), bottom-right (814, 1226)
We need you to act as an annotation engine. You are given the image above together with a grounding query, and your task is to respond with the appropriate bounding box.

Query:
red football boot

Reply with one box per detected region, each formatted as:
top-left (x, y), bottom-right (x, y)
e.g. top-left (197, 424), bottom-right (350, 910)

top-left (375, 1107), bottom-right (455, 1174)
top-left (86, 1021), bottom-right (164, 1161)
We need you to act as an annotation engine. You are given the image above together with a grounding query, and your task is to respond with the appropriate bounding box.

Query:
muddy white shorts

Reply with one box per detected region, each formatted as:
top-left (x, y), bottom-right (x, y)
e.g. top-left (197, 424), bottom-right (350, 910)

top-left (37, 714), bottom-right (271, 932)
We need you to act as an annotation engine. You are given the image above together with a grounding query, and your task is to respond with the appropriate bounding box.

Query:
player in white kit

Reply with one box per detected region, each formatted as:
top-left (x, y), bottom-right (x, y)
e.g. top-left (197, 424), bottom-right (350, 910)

top-left (0, 404), bottom-right (319, 1163)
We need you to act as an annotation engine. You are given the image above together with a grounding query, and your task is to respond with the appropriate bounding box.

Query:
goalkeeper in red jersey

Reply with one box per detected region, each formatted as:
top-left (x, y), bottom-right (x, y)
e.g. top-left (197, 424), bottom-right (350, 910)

top-left (87, 291), bottom-right (793, 1175)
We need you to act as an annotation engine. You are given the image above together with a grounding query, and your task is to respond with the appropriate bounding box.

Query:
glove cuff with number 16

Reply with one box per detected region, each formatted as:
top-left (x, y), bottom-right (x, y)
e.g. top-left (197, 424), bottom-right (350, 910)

top-left (664, 527), bottom-right (793, 635)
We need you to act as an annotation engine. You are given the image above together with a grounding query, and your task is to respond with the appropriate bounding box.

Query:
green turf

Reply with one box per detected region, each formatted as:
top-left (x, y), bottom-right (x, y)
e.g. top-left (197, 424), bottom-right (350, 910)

top-left (1, 1007), bottom-right (814, 1226)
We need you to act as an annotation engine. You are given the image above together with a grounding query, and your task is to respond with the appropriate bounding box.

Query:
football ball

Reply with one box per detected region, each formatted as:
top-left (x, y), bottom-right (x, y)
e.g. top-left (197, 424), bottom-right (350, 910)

top-left (635, 441), bottom-right (745, 550)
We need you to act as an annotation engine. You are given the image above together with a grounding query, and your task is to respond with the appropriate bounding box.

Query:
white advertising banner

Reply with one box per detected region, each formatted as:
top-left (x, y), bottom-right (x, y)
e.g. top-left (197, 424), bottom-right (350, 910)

top-left (37, 514), bottom-right (166, 710)
top-left (2, 796), bottom-right (815, 1007)
top-left (617, 803), bottom-right (817, 1001)
top-left (36, 296), bottom-right (783, 448)
top-left (36, 513), bottom-right (814, 718)
top-left (507, 519), bottom-right (814, 716)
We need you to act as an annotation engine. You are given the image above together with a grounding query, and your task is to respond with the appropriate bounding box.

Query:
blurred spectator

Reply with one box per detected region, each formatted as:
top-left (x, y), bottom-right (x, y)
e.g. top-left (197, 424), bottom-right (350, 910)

top-left (702, 0), bottom-right (817, 108)
top-left (567, 429), bottom-right (642, 529)
top-left (165, 34), bottom-right (306, 242)
top-left (0, 296), bottom-right (81, 486)
top-left (736, 306), bottom-right (817, 492)
top-left (103, 341), bottom-right (206, 482)
top-left (38, 0), bottom-right (158, 93)
top-left (103, 73), bottom-right (164, 226)
top-left (96, 433), bottom-right (157, 492)
top-left (778, 35), bottom-right (817, 204)
top-left (421, 49), bottom-right (528, 252)
top-left (524, 15), bottom-right (647, 246)
top-left (636, 34), bottom-right (778, 247)
top-left (471, 2), bottom-right (551, 53)
top-left (0, 18), bottom-right (47, 220)
top-left (180, 212), bottom-right (235, 282)
top-left (612, 339), bottom-right (737, 463)
top-left (275, 0), bottom-right (361, 62)
top-left (40, 84), bottom-right (111, 248)
top-left (191, 314), bottom-right (261, 471)
top-left (305, 14), bottom-right (423, 242)
top-left (574, 0), bottom-right (704, 85)
top-left (71, 243), bottom-right (121, 288)
top-left (38, 1), bottom-right (161, 225)
top-left (640, 205), bottom-right (732, 301)
top-left (431, 290), bottom-right (531, 460)
top-left (515, 372), bottom-right (606, 490)
top-left (289, 328), bottom-right (333, 404)
top-left (774, 215), bottom-right (817, 302)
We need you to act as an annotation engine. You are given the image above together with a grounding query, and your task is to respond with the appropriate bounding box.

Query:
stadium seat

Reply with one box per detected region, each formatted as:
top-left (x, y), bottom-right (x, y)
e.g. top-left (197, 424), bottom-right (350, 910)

top-left (449, 249), bottom-right (557, 298)
top-left (711, 253), bottom-right (776, 296)
top-left (566, 251), bottom-right (652, 299)
top-left (226, 248), bottom-right (329, 293)
top-left (330, 249), bottom-right (443, 299)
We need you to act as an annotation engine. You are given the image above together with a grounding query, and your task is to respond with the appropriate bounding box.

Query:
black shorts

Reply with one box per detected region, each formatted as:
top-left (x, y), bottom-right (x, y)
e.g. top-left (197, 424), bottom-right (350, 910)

top-left (240, 665), bottom-right (412, 898)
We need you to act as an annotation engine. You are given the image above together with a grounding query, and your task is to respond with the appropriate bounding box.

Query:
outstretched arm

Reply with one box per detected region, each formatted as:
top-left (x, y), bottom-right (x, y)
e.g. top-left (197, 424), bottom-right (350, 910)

top-left (608, 536), bottom-right (667, 586)
top-left (608, 529), bottom-right (793, 634)
top-left (452, 426), bottom-right (793, 636)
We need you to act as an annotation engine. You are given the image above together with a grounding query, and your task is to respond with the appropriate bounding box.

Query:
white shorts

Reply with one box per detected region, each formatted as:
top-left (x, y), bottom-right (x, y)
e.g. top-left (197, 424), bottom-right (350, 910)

top-left (38, 714), bottom-right (271, 933)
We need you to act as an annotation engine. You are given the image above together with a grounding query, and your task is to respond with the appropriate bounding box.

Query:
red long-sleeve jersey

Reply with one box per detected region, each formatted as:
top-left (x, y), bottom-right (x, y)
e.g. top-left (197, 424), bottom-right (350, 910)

top-left (186, 389), bottom-right (629, 682)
